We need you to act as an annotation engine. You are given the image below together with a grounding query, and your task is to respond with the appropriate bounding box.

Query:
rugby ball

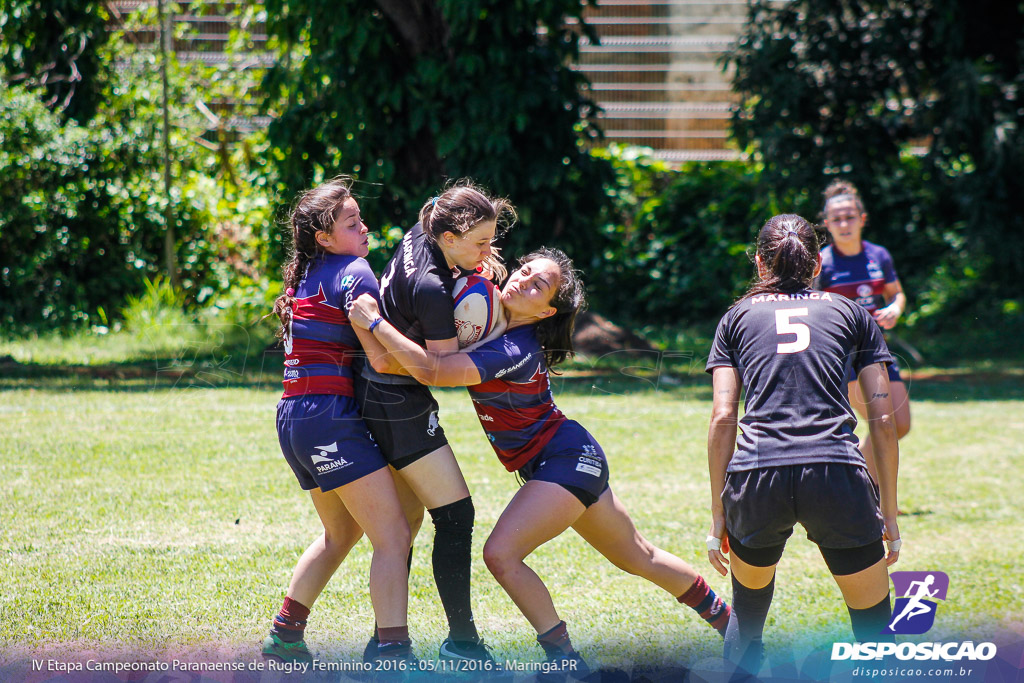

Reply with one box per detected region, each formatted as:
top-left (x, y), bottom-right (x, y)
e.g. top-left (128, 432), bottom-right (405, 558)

top-left (452, 274), bottom-right (502, 348)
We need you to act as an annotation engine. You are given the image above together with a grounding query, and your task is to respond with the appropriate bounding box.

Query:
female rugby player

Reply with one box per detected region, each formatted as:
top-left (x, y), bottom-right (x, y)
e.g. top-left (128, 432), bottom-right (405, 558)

top-left (706, 214), bottom-right (902, 674)
top-left (263, 177), bottom-right (413, 663)
top-left (351, 248), bottom-right (731, 676)
top-left (818, 180), bottom-right (911, 485)
top-left (353, 181), bottom-right (513, 664)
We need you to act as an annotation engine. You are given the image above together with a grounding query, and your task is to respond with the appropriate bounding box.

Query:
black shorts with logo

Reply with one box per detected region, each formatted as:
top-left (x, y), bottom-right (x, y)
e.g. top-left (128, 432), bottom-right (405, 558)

top-left (723, 462), bottom-right (883, 552)
top-left (354, 374), bottom-right (449, 469)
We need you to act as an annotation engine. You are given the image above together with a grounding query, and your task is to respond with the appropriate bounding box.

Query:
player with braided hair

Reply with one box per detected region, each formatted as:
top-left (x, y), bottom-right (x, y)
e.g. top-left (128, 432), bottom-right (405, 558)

top-left (263, 176), bottom-right (414, 664)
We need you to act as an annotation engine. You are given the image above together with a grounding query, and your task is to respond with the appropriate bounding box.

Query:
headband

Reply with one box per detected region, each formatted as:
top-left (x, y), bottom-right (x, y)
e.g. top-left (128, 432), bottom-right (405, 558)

top-left (825, 193), bottom-right (858, 208)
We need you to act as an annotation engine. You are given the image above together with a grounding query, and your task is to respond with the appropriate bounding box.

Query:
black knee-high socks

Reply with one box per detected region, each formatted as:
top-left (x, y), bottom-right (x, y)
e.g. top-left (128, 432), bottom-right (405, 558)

top-left (724, 574), bottom-right (775, 674)
top-left (429, 497), bottom-right (479, 644)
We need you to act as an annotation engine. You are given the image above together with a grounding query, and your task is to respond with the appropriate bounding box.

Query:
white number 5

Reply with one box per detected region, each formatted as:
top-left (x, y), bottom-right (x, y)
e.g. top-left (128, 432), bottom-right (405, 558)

top-left (775, 307), bottom-right (810, 354)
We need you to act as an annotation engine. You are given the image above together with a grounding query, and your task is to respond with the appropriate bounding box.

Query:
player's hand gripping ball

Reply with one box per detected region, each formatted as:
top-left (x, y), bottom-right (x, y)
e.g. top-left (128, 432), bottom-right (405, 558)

top-left (452, 274), bottom-right (502, 348)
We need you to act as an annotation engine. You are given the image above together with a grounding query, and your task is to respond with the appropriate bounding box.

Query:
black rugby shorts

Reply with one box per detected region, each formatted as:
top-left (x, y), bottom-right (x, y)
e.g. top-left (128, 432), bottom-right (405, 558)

top-left (354, 375), bottom-right (449, 469)
top-left (723, 462), bottom-right (884, 550)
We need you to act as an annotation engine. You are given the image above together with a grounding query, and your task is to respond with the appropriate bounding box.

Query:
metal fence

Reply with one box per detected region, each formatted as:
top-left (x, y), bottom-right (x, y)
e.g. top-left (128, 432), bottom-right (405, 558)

top-left (108, 0), bottom-right (756, 161)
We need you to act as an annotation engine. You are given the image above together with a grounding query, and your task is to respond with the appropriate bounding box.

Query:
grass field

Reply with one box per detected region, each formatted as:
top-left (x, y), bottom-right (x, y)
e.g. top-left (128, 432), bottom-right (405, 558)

top-left (1, 339), bottom-right (1023, 679)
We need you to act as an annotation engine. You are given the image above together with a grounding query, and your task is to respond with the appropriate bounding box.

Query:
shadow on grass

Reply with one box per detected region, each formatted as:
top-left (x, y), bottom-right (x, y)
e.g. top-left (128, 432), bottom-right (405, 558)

top-left (3, 352), bottom-right (1023, 402)
top-left (906, 369), bottom-right (1024, 402)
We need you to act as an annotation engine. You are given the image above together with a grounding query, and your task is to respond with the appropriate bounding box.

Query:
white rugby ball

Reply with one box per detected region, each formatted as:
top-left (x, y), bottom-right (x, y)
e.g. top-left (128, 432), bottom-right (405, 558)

top-left (452, 274), bottom-right (502, 348)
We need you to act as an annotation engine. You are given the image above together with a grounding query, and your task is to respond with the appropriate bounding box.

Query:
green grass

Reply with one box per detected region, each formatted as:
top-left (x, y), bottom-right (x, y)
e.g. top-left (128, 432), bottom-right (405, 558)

top-left (2, 333), bottom-right (1023, 676)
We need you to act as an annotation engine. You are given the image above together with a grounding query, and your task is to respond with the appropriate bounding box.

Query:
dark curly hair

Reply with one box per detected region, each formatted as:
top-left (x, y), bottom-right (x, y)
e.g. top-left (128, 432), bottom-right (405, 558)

top-left (519, 247), bottom-right (587, 369)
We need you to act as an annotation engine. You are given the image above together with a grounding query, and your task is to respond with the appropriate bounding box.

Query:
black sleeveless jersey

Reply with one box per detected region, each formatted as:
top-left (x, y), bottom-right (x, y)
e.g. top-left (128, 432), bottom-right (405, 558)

top-left (361, 222), bottom-right (460, 385)
top-left (378, 222), bottom-right (459, 345)
top-left (706, 289), bottom-right (892, 472)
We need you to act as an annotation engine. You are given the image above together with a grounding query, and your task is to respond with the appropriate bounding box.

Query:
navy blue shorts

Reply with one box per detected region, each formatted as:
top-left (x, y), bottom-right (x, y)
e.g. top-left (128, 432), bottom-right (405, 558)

top-left (517, 422), bottom-right (610, 507)
top-left (848, 355), bottom-right (902, 384)
top-left (276, 394), bottom-right (388, 492)
top-left (723, 462), bottom-right (883, 551)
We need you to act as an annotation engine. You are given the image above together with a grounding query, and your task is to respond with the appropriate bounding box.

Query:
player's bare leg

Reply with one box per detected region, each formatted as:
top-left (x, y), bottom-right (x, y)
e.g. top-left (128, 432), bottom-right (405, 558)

top-left (831, 556), bottom-right (892, 641)
top-left (286, 487), bottom-right (365, 606)
top-left (483, 480), bottom-right (582, 632)
top-left (572, 488), bottom-right (698, 593)
top-left (333, 468), bottom-right (412, 628)
top-left (572, 488), bottom-right (730, 634)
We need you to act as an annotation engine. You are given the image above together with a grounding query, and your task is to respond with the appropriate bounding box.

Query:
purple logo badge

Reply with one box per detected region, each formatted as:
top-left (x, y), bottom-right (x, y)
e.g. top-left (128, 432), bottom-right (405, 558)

top-left (884, 571), bottom-right (949, 635)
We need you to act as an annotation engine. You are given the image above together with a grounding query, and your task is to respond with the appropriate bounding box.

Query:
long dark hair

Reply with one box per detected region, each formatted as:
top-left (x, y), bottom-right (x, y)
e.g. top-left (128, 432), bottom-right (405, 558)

top-left (420, 179), bottom-right (516, 281)
top-left (742, 214), bottom-right (822, 300)
top-left (521, 247), bottom-right (587, 369)
top-left (272, 176), bottom-right (354, 338)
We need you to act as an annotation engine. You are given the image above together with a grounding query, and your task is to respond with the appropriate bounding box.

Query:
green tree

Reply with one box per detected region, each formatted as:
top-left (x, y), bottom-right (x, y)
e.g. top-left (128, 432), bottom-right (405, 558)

top-left (261, 0), bottom-right (614, 270)
top-left (0, 0), bottom-right (110, 123)
top-left (728, 0), bottom-right (1024, 320)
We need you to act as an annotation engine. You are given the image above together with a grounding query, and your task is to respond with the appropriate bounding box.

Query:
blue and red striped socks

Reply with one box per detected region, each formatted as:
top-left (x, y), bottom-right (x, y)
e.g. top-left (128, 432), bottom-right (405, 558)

top-left (678, 575), bottom-right (731, 636)
top-left (537, 620), bottom-right (575, 658)
top-left (271, 596), bottom-right (310, 644)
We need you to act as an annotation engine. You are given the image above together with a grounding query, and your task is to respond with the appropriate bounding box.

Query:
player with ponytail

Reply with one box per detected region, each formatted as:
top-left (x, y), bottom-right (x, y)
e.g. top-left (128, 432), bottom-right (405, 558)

top-left (818, 181), bottom-right (911, 486)
top-left (350, 248), bottom-right (732, 676)
top-left (706, 214), bottom-right (902, 675)
top-left (353, 180), bottom-right (515, 664)
top-left (262, 177), bottom-right (414, 664)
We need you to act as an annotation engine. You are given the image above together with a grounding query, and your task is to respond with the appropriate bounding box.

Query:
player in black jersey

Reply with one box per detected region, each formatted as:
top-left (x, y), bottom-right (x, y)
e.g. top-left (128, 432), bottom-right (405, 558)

top-left (354, 181), bottom-right (514, 664)
top-left (705, 214), bottom-right (902, 675)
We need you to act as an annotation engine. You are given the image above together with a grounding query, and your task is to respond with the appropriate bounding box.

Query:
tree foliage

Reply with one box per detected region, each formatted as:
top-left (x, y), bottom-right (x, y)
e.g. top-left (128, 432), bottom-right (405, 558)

top-left (728, 0), bottom-right (1024, 321)
top-left (0, 3), bottom-right (279, 331)
top-left (261, 0), bottom-right (614, 271)
top-left (0, 0), bottom-right (110, 123)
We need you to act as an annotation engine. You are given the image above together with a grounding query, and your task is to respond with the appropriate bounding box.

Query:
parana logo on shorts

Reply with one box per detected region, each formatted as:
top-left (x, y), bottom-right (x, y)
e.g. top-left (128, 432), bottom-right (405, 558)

top-left (427, 410), bottom-right (440, 436)
top-left (831, 570), bottom-right (997, 663)
top-left (310, 442), bottom-right (352, 473)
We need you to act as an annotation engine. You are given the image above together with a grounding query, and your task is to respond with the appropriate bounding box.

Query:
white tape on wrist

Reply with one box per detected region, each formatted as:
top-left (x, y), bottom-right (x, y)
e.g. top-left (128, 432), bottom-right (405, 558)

top-left (706, 535), bottom-right (722, 552)
top-left (887, 538), bottom-right (902, 553)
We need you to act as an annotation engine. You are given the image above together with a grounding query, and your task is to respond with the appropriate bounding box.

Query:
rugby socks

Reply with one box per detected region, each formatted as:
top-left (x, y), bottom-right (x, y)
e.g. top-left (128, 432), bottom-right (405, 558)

top-left (429, 498), bottom-right (481, 644)
top-left (270, 596), bottom-right (310, 644)
top-left (678, 575), bottom-right (731, 636)
top-left (848, 594), bottom-right (894, 642)
top-left (537, 620), bottom-right (575, 658)
top-left (372, 546), bottom-right (415, 642)
top-left (377, 626), bottom-right (412, 658)
top-left (724, 574), bottom-right (775, 674)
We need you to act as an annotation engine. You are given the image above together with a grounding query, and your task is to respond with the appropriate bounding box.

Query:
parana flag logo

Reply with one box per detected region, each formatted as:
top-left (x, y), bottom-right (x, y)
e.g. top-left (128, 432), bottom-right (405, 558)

top-left (884, 571), bottom-right (949, 635)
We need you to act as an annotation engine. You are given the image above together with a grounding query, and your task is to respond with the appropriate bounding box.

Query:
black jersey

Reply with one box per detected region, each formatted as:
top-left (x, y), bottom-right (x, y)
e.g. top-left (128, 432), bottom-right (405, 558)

top-left (362, 222), bottom-right (459, 385)
top-left (706, 289), bottom-right (892, 472)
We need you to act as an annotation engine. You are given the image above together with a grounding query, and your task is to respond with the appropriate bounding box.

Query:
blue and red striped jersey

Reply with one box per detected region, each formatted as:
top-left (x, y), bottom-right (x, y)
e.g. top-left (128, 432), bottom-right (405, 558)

top-left (817, 241), bottom-right (898, 315)
top-left (466, 325), bottom-right (567, 471)
top-left (281, 254), bottom-right (379, 398)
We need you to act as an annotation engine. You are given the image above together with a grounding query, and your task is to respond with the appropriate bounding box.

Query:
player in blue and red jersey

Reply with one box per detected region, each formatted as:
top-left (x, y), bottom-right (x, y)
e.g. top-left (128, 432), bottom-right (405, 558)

top-left (706, 214), bottom-right (901, 675)
top-left (350, 248), bottom-right (731, 677)
top-left (817, 180), bottom-right (911, 485)
top-left (262, 177), bottom-right (413, 664)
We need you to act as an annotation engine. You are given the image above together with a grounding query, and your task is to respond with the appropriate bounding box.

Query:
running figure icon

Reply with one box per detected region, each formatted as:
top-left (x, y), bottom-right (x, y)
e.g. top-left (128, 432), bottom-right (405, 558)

top-left (885, 570), bottom-right (949, 635)
top-left (888, 574), bottom-right (938, 630)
